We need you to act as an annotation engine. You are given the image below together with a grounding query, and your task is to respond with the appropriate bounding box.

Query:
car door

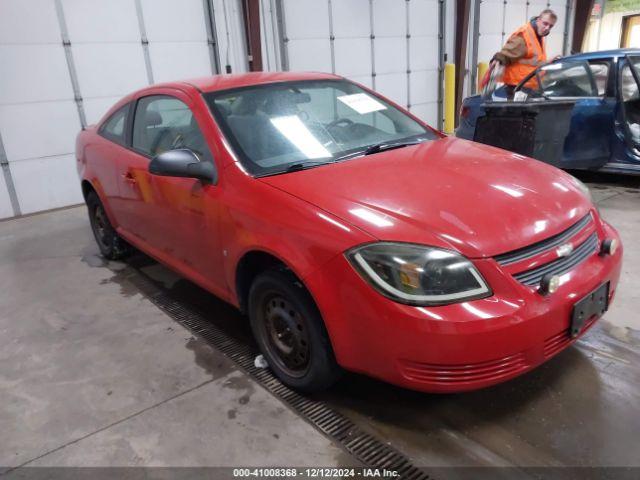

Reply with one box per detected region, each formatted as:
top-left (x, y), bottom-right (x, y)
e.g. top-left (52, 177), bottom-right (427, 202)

top-left (616, 55), bottom-right (640, 162)
top-left (93, 103), bottom-right (133, 226)
top-left (517, 60), bottom-right (614, 169)
top-left (121, 90), bottom-right (226, 293)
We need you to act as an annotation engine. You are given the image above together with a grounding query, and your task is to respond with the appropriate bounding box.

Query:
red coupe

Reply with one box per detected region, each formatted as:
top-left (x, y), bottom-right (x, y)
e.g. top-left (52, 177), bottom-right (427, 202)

top-left (77, 72), bottom-right (622, 393)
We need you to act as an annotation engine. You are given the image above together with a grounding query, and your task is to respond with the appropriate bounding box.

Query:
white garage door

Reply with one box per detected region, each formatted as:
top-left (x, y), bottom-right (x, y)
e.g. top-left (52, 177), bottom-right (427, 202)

top-left (0, 0), bottom-right (236, 219)
top-left (277, 0), bottom-right (443, 128)
top-left (0, 0), bottom-right (83, 218)
top-left (0, 156), bottom-right (15, 219)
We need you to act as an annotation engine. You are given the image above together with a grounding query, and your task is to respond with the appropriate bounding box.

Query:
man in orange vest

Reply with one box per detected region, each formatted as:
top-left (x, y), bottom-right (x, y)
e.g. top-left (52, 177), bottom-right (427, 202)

top-left (491, 9), bottom-right (558, 97)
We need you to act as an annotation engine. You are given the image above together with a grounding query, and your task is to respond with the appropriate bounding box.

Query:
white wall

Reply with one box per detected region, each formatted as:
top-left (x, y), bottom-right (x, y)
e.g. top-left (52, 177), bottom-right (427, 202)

top-left (0, 0), bottom-right (83, 217)
top-left (271, 0), bottom-right (454, 129)
top-left (260, 0), bottom-right (282, 72)
top-left (142, 0), bottom-right (214, 83)
top-left (213, 0), bottom-right (249, 73)
top-left (0, 0), bottom-right (231, 219)
top-left (0, 169), bottom-right (14, 219)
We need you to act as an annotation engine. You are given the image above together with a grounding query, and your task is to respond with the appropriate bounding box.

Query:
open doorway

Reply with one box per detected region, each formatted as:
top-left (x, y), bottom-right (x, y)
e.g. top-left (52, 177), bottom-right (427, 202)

top-left (621, 14), bottom-right (640, 47)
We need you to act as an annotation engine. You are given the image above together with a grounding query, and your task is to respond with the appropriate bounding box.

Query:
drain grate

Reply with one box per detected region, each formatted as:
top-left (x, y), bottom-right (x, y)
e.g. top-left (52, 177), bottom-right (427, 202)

top-left (125, 268), bottom-right (430, 480)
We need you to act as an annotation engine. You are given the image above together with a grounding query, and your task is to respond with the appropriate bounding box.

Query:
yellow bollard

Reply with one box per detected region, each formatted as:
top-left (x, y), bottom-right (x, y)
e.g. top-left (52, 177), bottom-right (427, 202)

top-left (477, 62), bottom-right (489, 92)
top-left (444, 63), bottom-right (455, 134)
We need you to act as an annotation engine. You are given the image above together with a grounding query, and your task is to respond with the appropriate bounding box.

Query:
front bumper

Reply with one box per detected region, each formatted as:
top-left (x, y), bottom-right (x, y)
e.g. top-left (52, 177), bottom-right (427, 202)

top-left (304, 222), bottom-right (622, 393)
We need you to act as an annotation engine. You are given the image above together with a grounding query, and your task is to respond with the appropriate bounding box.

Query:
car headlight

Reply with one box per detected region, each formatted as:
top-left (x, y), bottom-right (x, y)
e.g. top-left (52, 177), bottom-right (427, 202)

top-left (570, 176), bottom-right (593, 204)
top-left (346, 242), bottom-right (492, 306)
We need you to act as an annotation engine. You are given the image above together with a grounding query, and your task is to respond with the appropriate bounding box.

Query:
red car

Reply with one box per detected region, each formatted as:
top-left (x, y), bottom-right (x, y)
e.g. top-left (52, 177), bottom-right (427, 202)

top-left (77, 72), bottom-right (622, 393)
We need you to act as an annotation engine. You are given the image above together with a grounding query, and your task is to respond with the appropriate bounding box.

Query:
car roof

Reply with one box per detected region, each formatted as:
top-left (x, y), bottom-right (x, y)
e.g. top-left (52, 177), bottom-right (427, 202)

top-left (97, 71), bottom-right (345, 127)
top-left (157, 71), bottom-right (343, 94)
top-left (567, 48), bottom-right (640, 61)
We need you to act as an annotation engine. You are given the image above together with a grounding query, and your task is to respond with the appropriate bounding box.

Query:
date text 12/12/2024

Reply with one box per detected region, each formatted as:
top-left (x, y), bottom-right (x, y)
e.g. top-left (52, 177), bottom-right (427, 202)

top-left (232, 468), bottom-right (399, 478)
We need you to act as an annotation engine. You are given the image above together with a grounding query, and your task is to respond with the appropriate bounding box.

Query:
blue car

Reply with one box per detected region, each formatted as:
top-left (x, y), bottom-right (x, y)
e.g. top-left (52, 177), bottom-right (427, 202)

top-left (456, 49), bottom-right (640, 175)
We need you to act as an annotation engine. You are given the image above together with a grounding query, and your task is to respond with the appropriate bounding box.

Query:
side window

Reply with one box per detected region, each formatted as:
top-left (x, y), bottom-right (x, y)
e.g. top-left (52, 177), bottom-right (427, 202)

top-left (619, 61), bottom-right (640, 143)
top-left (99, 105), bottom-right (129, 145)
top-left (620, 63), bottom-right (639, 102)
top-left (588, 61), bottom-right (610, 96)
top-left (132, 95), bottom-right (213, 162)
top-left (536, 62), bottom-right (598, 98)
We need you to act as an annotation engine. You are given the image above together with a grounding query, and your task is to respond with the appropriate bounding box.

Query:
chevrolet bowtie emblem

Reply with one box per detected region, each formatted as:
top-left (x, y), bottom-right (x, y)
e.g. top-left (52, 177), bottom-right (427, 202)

top-left (556, 243), bottom-right (574, 257)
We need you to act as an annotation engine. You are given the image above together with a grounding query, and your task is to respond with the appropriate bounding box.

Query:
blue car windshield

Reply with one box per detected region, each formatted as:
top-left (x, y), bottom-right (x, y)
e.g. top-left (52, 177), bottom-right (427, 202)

top-left (204, 80), bottom-right (436, 176)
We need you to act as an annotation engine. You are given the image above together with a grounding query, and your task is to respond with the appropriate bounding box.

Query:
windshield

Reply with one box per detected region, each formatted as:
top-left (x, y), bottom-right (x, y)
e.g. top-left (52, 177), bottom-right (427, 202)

top-left (204, 80), bottom-right (435, 176)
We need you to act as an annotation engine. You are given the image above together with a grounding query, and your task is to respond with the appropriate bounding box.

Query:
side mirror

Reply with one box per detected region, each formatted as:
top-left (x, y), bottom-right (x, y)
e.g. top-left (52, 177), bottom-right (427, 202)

top-left (149, 149), bottom-right (216, 183)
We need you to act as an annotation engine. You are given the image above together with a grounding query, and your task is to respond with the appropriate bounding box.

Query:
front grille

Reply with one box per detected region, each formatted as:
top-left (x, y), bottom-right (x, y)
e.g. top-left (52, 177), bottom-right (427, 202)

top-left (399, 352), bottom-right (527, 385)
top-left (514, 232), bottom-right (599, 286)
top-left (495, 213), bottom-right (593, 266)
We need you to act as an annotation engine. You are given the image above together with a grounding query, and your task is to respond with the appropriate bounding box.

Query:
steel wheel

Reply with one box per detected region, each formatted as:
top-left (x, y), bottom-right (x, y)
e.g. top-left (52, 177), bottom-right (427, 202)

top-left (261, 293), bottom-right (311, 378)
top-left (249, 269), bottom-right (342, 392)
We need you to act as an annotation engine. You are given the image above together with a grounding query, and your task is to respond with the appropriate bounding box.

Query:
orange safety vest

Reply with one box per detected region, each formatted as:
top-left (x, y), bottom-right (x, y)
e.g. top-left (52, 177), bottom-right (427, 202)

top-left (502, 22), bottom-right (547, 89)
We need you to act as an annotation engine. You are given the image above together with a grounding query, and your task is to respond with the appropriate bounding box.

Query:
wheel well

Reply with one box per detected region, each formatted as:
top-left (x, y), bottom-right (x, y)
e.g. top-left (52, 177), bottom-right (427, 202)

top-left (81, 180), bottom-right (96, 201)
top-left (235, 251), bottom-right (292, 314)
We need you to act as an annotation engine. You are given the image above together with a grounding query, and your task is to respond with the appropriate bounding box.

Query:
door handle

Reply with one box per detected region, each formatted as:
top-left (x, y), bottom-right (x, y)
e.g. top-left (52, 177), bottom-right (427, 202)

top-left (122, 172), bottom-right (137, 184)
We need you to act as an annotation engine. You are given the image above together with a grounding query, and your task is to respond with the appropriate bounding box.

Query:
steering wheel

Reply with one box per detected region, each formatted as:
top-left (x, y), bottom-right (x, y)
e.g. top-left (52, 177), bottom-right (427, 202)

top-left (149, 128), bottom-right (171, 155)
top-left (170, 133), bottom-right (185, 150)
top-left (327, 118), bottom-right (354, 129)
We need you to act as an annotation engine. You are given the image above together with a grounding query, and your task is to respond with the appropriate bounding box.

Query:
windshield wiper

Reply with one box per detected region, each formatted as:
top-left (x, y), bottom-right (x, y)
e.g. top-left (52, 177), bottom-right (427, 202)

top-left (331, 138), bottom-right (426, 163)
top-left (363, 139), bottom-right (425, 155)
top-left (267, 139), bottom-right (427, 176)
top-left (284, 161), bottom-right (332, 173)
top-left (254, 160), bottom-right (333, 178)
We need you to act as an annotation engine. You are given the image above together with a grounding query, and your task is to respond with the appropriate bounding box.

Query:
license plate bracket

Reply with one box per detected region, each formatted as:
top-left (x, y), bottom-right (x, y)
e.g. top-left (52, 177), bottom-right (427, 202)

top-left (570, 282), bottom-right (609, 338)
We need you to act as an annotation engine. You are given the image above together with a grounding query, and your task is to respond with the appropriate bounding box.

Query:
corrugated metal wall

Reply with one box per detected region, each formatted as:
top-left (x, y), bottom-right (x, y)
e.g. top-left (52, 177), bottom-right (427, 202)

top-left (273, 0), bottom-right (447, 127)
top-left (1, 0), bottom-right (83, 218)
top-left (0, 0), bottom-right (246, 219)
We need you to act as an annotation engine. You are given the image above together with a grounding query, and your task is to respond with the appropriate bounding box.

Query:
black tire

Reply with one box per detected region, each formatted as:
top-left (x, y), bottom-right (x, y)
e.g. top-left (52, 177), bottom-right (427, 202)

top-left (86, 191), bottom-right (130, 260)
top-left (248, 269), bottom-right (342, 392)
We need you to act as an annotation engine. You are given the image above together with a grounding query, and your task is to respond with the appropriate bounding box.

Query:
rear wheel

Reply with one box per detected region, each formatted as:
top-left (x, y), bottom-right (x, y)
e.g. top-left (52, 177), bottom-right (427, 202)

top-left (86, 191), bottom-right (130, 260)
top-left (248, 269), bottom-right (341, 392)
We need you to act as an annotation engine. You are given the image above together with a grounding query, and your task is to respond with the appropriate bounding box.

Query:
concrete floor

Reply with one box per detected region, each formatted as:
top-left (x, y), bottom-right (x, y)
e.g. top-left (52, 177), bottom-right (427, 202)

top-left (1, 172), bottom-right (639, 474)
top-left (0, 208), bottom-right (348, 470)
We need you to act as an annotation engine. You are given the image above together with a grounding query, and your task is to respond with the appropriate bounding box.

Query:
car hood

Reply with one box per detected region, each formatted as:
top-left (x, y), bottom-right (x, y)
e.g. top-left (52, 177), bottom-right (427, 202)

top-left (259, 137), bottom-right (592, 258)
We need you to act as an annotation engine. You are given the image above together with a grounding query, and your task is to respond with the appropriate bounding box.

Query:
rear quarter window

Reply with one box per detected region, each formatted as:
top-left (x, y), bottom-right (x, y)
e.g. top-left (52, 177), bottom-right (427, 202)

top-left (99, 105), bottom-right (130, 146)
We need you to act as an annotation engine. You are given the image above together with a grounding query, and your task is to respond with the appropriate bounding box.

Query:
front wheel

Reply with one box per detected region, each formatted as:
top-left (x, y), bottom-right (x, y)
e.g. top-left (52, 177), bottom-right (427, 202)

top-left (248, 269), bottom-right (342, 392)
